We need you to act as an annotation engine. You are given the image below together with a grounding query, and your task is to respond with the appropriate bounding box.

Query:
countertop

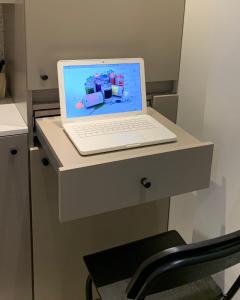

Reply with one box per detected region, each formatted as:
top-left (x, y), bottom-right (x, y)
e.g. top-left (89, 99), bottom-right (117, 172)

top-left (0, 100), bottom-right (28, 137)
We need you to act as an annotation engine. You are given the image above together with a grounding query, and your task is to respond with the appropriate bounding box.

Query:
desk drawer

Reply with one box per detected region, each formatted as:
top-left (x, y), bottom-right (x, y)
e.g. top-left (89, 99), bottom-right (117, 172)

top-left (59, 145), bottom-right (212, 221)
top-left (36, 108), bottom-right (213, 222)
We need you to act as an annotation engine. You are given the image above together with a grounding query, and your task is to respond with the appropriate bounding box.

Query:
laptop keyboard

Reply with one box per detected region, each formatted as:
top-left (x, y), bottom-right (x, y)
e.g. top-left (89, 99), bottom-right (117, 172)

top-left (70, 117), bottom-right (157, 138)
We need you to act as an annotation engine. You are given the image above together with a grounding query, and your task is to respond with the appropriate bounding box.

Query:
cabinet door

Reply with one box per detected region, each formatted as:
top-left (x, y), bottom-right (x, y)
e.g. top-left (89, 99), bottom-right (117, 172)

top-left (30, 147), bottom-right (170, 300)
top-left (25, 0), bottom-right (185, 90)
top-left (0, 135), bottom-right (32, 300)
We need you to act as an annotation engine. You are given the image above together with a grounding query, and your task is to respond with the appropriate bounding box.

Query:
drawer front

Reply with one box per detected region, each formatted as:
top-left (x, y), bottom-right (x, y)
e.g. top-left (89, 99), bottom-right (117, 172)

top-left (59, 144), bottom-right (213, 222)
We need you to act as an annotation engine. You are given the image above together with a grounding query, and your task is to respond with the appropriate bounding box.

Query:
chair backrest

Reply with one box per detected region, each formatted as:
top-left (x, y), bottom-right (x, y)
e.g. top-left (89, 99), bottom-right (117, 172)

top-left (126, 230), bottom-right (240, 300)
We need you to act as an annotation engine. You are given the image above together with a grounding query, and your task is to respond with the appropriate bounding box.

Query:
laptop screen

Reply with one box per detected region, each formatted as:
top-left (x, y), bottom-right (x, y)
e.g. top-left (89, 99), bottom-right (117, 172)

top-left (63, 63), bottom-right (143, 119)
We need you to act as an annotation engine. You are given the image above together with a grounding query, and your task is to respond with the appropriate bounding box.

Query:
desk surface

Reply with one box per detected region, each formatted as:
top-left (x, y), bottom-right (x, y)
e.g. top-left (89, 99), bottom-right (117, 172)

top-left (0, 101), bottom-right (28, 137)
top-left (36, 107), bottom-right (211, 171)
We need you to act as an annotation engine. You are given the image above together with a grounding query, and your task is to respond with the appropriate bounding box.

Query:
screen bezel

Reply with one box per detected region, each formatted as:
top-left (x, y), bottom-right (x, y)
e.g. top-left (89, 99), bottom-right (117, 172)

top-left (57, 58), bottom-right (147, 124)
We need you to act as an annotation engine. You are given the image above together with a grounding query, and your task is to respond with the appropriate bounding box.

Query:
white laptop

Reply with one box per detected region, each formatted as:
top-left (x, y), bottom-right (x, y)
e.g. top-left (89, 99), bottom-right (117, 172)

top-left (57, 58), bottom-right (177, 155)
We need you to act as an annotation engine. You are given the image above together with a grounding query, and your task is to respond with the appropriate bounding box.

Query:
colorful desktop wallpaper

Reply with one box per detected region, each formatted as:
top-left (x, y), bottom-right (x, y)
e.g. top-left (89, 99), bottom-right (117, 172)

top-left (63, 63), bottom-right (143, 119)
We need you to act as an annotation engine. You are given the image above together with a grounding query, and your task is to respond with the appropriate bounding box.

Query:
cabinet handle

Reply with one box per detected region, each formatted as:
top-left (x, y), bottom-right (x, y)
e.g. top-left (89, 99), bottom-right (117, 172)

top-left (10, 149), bottom-right (18, 156)
top-left (42, 158), bottom-right (49, 166)
top-left (141, 178), bottom-right (152, 189)
top-left (41, 75), bottom-right (49, 81)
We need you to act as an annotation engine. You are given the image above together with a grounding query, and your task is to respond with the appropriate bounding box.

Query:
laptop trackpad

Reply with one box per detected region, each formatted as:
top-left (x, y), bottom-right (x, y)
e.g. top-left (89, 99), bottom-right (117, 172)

top-left (112, 132), bottom-right (143, 146)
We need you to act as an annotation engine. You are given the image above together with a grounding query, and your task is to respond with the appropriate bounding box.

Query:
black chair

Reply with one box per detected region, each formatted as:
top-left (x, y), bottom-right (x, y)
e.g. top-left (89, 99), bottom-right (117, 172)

top-left (83, 230), bottom-right (240, 300)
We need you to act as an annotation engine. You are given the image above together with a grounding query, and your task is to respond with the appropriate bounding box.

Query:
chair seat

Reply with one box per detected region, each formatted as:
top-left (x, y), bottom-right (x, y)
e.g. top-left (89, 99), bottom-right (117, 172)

top-left (98, 276), bottom-right (222, 300)
top-left (84, 230), bottom-right (223, 299)
top-left (84, 231), bottom-right (186, 289)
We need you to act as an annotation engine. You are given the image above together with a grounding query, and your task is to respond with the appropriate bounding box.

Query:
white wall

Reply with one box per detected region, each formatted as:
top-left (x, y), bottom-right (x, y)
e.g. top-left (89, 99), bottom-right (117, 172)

top-left (169, 0), bottom-right (240, 296)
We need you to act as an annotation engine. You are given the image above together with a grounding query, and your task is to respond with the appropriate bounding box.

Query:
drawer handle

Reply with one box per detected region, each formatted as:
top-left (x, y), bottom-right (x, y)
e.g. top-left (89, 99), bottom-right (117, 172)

top-left (41, 75), bottom-right (49, 81)
top-left (10, 149), bottom-right (18, 156)
top-left (141, 178), bottom-right (151, 189)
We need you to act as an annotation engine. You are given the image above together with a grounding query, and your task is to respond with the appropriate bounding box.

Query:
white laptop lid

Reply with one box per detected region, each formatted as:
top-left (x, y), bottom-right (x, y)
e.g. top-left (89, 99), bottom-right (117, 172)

top-left (57, 58), bottom-right (147, 124)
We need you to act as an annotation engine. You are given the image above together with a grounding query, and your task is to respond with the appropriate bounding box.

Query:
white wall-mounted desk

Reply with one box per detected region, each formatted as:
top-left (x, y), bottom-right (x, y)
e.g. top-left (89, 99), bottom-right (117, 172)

top-left (36, 107), bottom-right (213, 222)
